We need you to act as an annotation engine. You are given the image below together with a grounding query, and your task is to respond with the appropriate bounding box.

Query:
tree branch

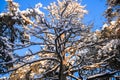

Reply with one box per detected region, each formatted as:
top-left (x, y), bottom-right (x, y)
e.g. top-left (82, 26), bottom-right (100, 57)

top-left (2, 57), bottom-right (59, 74)
top-left (87, 70), bottom-right (120, 80)
top-left (69, 74), bottom-right (82, 80)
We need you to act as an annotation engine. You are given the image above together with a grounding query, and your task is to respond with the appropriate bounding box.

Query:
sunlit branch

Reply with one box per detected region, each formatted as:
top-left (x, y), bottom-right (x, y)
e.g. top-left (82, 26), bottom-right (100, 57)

top-left (3, 57), bottom-right (60, 74)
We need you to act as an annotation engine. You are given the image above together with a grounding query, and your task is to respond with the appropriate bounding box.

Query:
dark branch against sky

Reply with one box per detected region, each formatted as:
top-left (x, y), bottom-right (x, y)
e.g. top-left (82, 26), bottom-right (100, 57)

top-left (0, 0), bottom-right (106, 30)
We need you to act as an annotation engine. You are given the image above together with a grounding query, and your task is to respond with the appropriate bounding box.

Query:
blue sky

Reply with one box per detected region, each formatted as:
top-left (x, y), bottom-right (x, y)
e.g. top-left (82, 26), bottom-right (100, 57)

top-left (0, 0), bottom-right (107, 29)
top-left (81, 0), bottom-right (107, 29)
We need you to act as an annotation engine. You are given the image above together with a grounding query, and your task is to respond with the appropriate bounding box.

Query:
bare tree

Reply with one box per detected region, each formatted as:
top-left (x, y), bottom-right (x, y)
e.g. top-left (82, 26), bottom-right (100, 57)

top-left (0, 0), bottom-right (120, 80)
top-left (1, 0), bottom-right (88, 79)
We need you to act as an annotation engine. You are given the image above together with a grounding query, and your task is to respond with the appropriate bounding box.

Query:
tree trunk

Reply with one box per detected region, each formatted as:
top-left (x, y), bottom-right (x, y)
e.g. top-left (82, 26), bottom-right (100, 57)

top-left (59, 61), bottom-right (67, 80)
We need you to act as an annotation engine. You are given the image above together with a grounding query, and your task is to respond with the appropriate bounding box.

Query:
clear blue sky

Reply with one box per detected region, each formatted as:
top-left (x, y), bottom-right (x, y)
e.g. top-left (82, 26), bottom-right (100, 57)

top-left (81, 0), bottom-right (106, 30)
top-left (0, 0), bottom-right (107, 29)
